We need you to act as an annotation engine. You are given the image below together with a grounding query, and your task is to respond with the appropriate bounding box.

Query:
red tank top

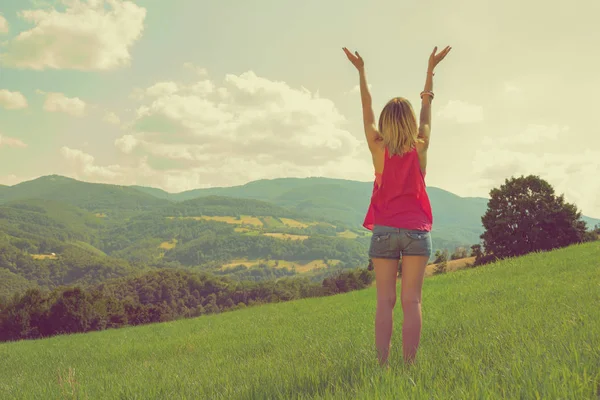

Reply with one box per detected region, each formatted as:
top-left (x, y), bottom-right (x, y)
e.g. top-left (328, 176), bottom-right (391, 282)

top-left (363, 147), bottom-right (433, 231)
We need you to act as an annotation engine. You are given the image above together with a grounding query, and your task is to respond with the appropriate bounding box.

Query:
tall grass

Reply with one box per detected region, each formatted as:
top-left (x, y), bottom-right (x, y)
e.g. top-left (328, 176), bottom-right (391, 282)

top-left (1, 242), bottom-right (599, 399)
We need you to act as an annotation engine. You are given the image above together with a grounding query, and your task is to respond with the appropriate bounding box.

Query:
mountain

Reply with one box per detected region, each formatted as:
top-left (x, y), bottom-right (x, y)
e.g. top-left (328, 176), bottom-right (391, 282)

top-left (133, 176), bottom-right (600, 237)
top-left (4, 175), bottom-right (599, 253)
top-left (0, 175), bottom-right (168, 219)
top-left (134, 177), bottom-right (490, 245)
top-left (1, 174), bottom-right (598, 299)
top-left (582, 216), bottom-right (600, 230)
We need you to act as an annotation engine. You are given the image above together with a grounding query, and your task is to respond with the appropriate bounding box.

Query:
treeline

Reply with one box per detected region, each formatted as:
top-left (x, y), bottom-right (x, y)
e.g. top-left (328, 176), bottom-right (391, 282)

top-left (0, 240), bottom-right (145, 298)
top-left (0, 268), bottom-right (374, 342)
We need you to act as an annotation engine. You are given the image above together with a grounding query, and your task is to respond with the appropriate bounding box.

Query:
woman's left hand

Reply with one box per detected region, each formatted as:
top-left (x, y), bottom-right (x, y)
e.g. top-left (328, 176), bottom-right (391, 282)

top-left (342, 47), bottom-right (365, 71)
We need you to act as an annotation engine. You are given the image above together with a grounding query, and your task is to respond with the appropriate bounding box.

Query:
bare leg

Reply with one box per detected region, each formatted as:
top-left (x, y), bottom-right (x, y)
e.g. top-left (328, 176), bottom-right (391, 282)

top-left (372, 257), bottom-right (399, 366)
top-left (400, 255), bottom-right (428, 364)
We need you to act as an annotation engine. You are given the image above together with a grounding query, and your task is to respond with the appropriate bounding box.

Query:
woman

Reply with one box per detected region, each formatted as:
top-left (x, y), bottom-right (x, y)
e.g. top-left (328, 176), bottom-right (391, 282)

top-left (343, 45), bottom-right (451, 366)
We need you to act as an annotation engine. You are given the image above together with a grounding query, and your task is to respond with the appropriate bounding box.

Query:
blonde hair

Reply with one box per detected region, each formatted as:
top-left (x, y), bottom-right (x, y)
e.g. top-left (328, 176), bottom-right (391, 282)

top-left (378, 97), bottom-right (423, 156)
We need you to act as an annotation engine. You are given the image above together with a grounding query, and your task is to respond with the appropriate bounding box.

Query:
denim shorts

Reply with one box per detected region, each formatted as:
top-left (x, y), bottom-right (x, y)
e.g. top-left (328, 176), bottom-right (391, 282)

top-left (368, 225), bottom-right (432, 259)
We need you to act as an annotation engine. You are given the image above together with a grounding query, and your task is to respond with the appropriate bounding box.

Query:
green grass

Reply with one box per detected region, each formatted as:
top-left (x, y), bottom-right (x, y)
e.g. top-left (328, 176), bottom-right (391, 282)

top-left (1, 242), bottom-right (599, 399)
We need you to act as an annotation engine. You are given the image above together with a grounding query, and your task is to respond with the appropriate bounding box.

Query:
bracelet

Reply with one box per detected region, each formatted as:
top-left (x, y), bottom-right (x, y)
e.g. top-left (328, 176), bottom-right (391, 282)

top-left (420, 91), bottom-right (434, 99)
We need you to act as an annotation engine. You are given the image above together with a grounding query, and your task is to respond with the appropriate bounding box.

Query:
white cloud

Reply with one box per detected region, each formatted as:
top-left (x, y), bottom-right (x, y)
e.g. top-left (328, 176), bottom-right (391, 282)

top-left (40, 91), bottom-right (87, 117)
top-left (347, 84), bottom-right (372, 94)
top-left (114, 134), bottom-right (137, 154)
top-left (104, 111), bottom-right (121, 125)
top-left (0, 90), bottom-right (28, 109)
top-left (437, 100), bottom-right (484, 124)
top-left (63, 71), bottom-right (372, 192)
top-left (145, 82), bottom-right (179, 97)
top-left (189, 80), bottom-right (215, 96)
top-left (123, 71), bottom-right (359, 166)
top-left (0, 0), bottom-right (146, 70)
top-left (0, 134), bottom-right (27, 148)
top-left (0, 14), bottom-right (9, 34)
top-left (183, 62), bottom-right (208, 77)
top-left (60, 146), bottom-right (122, 180)
top-left (472, 123), bottom-right (600, 218)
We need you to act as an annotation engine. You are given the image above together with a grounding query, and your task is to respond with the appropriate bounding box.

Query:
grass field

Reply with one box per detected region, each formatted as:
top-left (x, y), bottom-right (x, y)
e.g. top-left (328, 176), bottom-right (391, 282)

top-left (280, 217), bottom-right (309, 228)
top-left (1, 242), bottom-right (599, 399)
top-left (263, 233), bottom-right (309, 241)
top-left (337, 230), bottom-right (359, 239)
top-left (172, 216), bottom-right (264, 226)
top-left (221, 258), bottom-right (340, 273)
top-left (30, 254), bottom-right (58, 260)
top-left (425, 256), bottom-right (477, 276)
top-left (158, 239), bottom-right (177, 250)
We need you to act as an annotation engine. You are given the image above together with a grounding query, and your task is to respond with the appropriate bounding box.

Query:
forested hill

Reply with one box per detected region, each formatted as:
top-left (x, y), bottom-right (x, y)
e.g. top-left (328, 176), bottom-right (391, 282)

top-left (1, 175), bottom-right (598, 300)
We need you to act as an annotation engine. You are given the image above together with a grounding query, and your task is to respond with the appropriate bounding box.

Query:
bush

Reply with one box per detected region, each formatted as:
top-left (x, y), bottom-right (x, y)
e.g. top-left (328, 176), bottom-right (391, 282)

top-left (433, 260), bottom-right (448, 275)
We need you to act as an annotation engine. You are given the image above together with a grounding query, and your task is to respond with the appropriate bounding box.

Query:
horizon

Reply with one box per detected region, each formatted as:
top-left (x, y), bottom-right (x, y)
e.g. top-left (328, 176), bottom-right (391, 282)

top-left (1, 0), bottom-right (599, 218)
top-left (1, 172), bottom-right (484, 197)
top-left (5, 174), bottom-right (600, 222)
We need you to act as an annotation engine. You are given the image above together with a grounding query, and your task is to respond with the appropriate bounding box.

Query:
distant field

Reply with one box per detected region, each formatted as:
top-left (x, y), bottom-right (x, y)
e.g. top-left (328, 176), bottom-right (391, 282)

top-left (279, 217), bottom-right (309, 228)
top-left (337, 230), bottom-right (359, 239)
top-left (260, 216), bottom-right (285, 228)
top-left (158, 239), bottom-right (177, 250)
top-left (2, 242), bottom-right (598, 399)
top-left (425, 256), bottom-right (476, 276)
top-left (170, 216), bottom-right (264, 226)
top-left (294, 259), bottom-right (341, 273)
top-left (166, 216), bottom-right (341, 233)
top-left (221, 258), bottom-right (340, 273)
top-left (30, 254), bottom-right (57, 260)
top-left (262, 233), bottom-right (309, 241)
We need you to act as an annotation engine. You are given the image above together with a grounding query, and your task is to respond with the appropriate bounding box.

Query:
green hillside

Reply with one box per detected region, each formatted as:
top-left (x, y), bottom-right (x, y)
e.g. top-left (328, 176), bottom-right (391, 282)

top-left (134, 177), bottom-right (600, 246)
top-left (133, 177), bottom-right (492, 241)
top-left (0, 195), bottom-right (370, 297)
top-left (1, 242), bottom-right (598, 399)
top-left (0, 268), bottom-right (36, 298)
top-left (2, 175), bottom-right (598, 299)
top-left (0, 175), bottom-right (168, 219)
top-left (135, 177), bottom-right (487, 251)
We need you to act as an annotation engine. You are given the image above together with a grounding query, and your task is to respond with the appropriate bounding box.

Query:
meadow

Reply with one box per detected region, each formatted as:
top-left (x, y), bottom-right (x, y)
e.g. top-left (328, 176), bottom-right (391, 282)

top-left (1, 242), bottom-right (598, 399)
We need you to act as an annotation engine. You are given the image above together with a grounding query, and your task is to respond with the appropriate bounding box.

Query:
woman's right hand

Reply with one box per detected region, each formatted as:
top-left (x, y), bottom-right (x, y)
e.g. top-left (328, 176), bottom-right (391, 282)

top-left (342, 47), bottom-right (364, 71)
top-left (428, 46), bottom-right (452, 72)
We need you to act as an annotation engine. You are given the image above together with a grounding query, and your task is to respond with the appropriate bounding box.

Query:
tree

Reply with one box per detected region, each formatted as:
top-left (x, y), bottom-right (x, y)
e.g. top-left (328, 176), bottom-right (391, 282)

top-left (451, 247), bottom-right (468, 260)
top-left (481, 175), bottom-right (587, 259)
top-left (470, 244), bottom-right (483, 259)
top-left (433, 249), bottom-right (448, 264)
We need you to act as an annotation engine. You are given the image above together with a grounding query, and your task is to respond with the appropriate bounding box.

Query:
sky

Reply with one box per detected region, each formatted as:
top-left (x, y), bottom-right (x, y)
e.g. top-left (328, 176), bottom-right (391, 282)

top-left (0, 0), bottom-right (599, 218)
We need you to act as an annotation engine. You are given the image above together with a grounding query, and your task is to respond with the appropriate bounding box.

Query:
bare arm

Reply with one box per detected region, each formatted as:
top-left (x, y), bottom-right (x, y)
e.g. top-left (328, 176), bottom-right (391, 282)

top-left (343, 47), bottom-right (380, 151)
top-left (358, 68), bottom-right (380, 149)
top-left (418, 70), bottom-right (434, 149)
top-left (418, 46), bottom-right (452, 152)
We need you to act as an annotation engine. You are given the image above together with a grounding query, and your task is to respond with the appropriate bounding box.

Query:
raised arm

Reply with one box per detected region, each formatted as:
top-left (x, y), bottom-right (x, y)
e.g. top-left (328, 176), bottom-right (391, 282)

top-left (343, 47), bottom-right (380, 151)
top-left (418, 46), bottom-right (452, 151)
